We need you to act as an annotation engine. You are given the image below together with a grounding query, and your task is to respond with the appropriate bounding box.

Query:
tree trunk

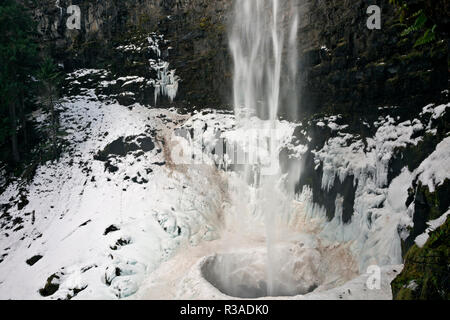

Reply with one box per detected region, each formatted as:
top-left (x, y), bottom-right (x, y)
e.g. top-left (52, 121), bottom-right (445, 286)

top-left (19, 93), bottom-right (28, 148)
top-left (50, 95), bottom-right (57, 159)
top-left (8, 101), bottom-right (20, 163)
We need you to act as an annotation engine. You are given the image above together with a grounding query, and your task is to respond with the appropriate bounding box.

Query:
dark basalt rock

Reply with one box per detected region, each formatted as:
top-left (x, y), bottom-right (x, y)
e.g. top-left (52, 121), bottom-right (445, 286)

top-left (26, 255), bottom-right (43, 266)
top-left (388, 102), bottom-right (449, 186)
top-left (94, 138), bottom-right (128, 161)
top-left (402, 179), bottom-right (450, 255)
top-left (105, 163), bottom-right (119, 173)
top-left (66, 286), bottom-right (88, 300)
top-left (104, 225), bottom-right (120, 236)
top-left (39, 273), bottom-right (61, 297)
top-left (0, 253), bottom-right (8, 264)
top-left (110, 237), bottom-right (132, 250)
top-left (94, 135), bottom-right (155, 162)
top-left (79, 220), bottom-right (92, 227)
top-left (137, 137), bottom-right (155, 152)
top-left (17, 194), bottom-right (29, 211)
top-left (24, 0), bottom-right (447, 118)
top-left (23, 0), bottom-right (233, 110)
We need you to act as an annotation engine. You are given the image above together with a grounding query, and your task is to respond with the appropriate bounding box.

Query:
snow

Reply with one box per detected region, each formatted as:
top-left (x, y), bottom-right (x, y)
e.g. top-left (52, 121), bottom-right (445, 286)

top-left (117, 76), bottom-right (146, 87)
top-left (328, 122), bottom-right (348, 131)
top-left (299, 265), bottom-right (402, 300)
top-left (416, 137), bottom-right (450, 192)
top-left (150, 61), bottom-right (179, 105)
top-left (415, 209), bottom-right (450, 248)
top-left (431, 104), bottom-right (448, 119)
top-left (144, 217), bottom-right (399, 300)
top-left (0, 165), bottom-right (6, 189)
top-left (66, 69), bottom-right (108, 80)
top-left (116, 44), bottom-right (145, 53)
top-left (0, 89), bottom-right (222, 299)
top-left (0, 82), bottom-right (401, 299)
top-left (114, 33), bottom-right (180, 106)
top-left (2, 68), bottom-right (447, 299)
top-left (316, 117), bottom-right (422, 189)
top-left (420, 103), bottom-right (449, 134)
top-left (420, 103), bottom-right (449, 120)
top-left (119, 91), bottom-right (135, 96)
top-left (99, 80), bottom-right (117, 88)
top-left (315, 115), bottom-right (349, 132)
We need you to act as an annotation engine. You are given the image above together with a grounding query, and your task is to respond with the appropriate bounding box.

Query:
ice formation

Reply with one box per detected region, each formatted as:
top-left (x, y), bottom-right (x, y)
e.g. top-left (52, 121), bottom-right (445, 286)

top-left (147, 34), bottom-right (179, 105)
top-left (306, 103), bottom-right (449, 271)
top-left (115, 33), bottom-right (180, 106)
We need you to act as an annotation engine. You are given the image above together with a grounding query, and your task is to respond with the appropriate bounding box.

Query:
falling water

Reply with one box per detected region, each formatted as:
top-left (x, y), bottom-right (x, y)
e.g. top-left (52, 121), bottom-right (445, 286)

top-left (229, 0), bottom-right (299, 296)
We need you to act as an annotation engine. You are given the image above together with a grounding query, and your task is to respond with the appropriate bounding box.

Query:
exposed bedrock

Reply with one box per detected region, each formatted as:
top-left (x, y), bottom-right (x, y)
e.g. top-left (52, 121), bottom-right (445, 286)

top-left (23, 0), bottom-right (447, 114)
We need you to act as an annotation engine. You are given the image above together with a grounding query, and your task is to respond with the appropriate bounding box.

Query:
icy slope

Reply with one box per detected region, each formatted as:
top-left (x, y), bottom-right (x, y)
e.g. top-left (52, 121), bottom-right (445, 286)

top-left (0, 64), bottom-right (448, 300)
top-left (302, 103), bottom-right (450, 272)
top-left (0, 82), bottom-right (377, 300)
top-left (0, 84), bottom-right (224, 299)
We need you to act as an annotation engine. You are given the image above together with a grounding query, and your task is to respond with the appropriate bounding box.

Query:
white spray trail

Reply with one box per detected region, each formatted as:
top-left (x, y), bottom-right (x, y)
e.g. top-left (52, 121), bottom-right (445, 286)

top-left (229, 0), bottom-right (299, 296)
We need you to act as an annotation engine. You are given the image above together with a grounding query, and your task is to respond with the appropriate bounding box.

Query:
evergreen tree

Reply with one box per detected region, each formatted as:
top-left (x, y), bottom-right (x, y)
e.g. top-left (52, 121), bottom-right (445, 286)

top-left (36, 58), bottom-right (62, 160)
top-left (0, 0), bottom-right (39, 165)
top-left (389, 0), bottom-right (447, 47)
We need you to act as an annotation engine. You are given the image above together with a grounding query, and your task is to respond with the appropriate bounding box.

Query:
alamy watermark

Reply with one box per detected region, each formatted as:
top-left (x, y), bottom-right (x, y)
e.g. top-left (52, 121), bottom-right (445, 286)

top-left (63, 5), bottom-right (380, 31)
top-left (66, 5), bottom-right (81, 30)
top-left (366, 265), bottom-right (381, 290)
top-left (367, 5), bottom-right (382, 30)
top-left (53, 2), bottom-right (80, 30)
top-left (169, 127), bottom-right (285, 176)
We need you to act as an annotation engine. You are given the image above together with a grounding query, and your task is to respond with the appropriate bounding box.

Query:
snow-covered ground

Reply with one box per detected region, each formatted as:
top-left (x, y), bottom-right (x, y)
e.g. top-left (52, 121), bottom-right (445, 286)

top-left (0, 85), bottom-right (225, 299)
top-left (0, 67), bottom-right (448, 300)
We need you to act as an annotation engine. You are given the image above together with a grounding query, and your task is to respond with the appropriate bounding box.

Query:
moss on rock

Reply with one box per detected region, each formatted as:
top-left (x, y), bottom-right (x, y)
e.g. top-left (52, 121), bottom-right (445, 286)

top-left (392, 215), bottom-right (450, 300)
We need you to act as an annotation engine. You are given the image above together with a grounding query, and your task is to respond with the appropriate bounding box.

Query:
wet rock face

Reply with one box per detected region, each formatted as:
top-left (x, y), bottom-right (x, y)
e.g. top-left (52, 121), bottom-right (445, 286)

top-left (403, 180), bottom-right (450, 253)
top-left (24, 0), bottom-right (447, 114)
top-left (23, 0), bottom-right (233, 109)
top-left (289, 0), bottom-right (448, 120)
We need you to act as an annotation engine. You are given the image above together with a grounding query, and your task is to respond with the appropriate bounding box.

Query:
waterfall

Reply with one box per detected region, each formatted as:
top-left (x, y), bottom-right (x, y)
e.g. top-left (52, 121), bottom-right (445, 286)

top-left (229, 0), bottom-right (300, 296)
